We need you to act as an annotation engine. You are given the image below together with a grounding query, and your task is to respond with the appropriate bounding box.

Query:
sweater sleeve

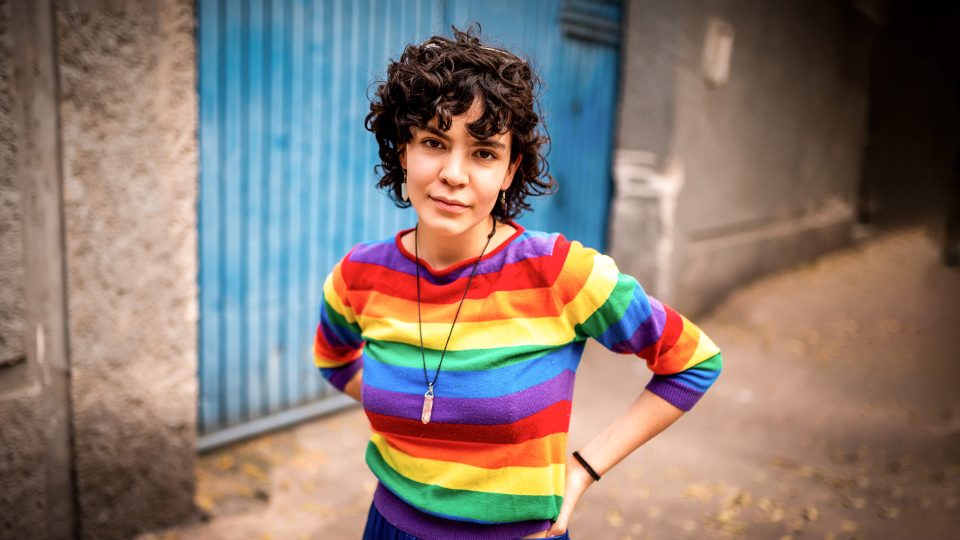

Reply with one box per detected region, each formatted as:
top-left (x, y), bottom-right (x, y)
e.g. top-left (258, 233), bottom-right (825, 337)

top-left (558, 239), bottom-right (722, 411)
top-left (313, 249), bottom-right (365, 392)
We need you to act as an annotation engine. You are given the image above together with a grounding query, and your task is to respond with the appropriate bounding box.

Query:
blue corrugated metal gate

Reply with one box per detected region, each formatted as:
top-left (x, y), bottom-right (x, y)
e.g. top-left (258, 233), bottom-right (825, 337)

top-left (197, 0), bottom-right (622, 448)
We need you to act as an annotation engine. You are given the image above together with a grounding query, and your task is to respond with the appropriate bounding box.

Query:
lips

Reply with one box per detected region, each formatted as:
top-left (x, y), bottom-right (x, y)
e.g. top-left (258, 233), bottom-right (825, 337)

top-left (430, 196), bottom-right (468, 207)
top-left (430, 195), bottom-right (470, 214)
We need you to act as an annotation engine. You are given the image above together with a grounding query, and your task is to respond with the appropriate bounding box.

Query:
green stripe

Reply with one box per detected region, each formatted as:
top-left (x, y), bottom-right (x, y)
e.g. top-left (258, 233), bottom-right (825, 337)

top-left (323, 298), bottom-right (361, 336)
top-left (363, 339), bottom-right (562, 371)
top-left (575, 273), bottom-right (636, 339)
top-left (691, 351), bottom-right (722, 372)
top-left (365, 442), bottom-right (562, 523)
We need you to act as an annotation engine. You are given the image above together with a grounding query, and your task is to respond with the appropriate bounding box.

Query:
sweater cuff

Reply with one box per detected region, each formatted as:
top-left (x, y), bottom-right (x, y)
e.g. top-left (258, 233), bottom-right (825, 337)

top-left (321, 357), bottom-right (363, 392)
top-left (645, 375), bottom-right (703, 411)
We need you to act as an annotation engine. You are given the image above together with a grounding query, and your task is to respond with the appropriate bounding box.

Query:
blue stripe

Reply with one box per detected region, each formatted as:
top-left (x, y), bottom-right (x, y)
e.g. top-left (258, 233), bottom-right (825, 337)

top-left (654, 362), bottom-right (721, 393)
top-left (593, 279), bottom-right (655, 350)
top-left (362, 341), bottom-right (585, 398)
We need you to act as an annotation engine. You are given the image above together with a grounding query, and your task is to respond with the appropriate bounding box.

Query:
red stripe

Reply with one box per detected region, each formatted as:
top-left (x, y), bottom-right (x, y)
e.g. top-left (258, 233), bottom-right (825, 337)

top-left (365, 400), bottom-right (572, 444)
top-left (345, 256), bottom-right (557, 304)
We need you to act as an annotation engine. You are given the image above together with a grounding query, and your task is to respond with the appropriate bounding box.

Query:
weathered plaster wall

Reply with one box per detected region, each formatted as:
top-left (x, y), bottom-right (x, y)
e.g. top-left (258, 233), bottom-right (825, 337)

top-left (2, 0), bottom-right (77, 537)
top-left (671, 0), bottom-right (872, 313)
top-left (54, 0), bottom-right (200, 537)
top-left (0, 2), bottom-right (43, 534)
top-left (611, 0), bottom-right (873, 313)
top-left (0, 0), bottom-right (25, 370)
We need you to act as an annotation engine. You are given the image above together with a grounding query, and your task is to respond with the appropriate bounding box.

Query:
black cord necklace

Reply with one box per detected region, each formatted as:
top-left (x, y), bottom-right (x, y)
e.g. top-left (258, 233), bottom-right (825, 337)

top-left (415, 217), bottom-right (497, 424)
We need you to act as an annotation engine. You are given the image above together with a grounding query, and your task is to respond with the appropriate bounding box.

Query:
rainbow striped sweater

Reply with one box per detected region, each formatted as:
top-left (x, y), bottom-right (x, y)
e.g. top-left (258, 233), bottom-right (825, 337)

top-left (313, 221), bottom-right (722, 539)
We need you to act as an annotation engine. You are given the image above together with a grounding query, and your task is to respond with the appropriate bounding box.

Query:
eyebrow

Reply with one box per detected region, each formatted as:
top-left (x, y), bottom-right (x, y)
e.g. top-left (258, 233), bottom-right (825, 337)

top-left (420, 126), bottom-right (507, 150)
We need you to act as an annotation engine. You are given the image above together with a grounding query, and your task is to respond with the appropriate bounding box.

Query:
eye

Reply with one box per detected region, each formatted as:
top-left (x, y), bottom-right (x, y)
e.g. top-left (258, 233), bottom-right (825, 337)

top-left (422, 138), bottom-right (443, 149)
top-left (476, 149), bottom-right (497, 160)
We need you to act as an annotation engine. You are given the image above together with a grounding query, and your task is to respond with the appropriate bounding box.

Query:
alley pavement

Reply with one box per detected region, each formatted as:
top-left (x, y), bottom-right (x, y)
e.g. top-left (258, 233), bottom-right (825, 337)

top-left (140, 227), bottom-right (960, 540)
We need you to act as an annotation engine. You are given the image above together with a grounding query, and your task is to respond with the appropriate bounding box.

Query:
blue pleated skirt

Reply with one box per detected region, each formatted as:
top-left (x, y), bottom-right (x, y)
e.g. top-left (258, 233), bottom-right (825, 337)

top-left (362, 501), bottom-right (571, 540)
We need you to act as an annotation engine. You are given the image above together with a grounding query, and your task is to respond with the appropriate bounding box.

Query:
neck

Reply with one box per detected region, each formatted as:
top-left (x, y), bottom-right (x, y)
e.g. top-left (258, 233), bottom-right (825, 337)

top-left (416, 216), bottom-right (499, 270)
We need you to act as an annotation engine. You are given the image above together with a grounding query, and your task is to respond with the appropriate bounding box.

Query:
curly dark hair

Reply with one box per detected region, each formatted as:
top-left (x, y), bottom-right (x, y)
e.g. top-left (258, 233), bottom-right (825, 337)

top-left (364, 25), bottom-right (555, 220)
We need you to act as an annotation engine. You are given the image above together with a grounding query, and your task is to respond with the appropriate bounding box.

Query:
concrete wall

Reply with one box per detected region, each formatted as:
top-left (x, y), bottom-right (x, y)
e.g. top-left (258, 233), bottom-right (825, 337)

top-left (55, 0), bottom-right (201, 537)
top-left (0, 0), bottom-right (200, 538)
top-left (0, 1), bottom-right (25, 371)
top-left (1, 1), bottom-right (76, 538)
top-left (611, 0), bottom-right (875, 314)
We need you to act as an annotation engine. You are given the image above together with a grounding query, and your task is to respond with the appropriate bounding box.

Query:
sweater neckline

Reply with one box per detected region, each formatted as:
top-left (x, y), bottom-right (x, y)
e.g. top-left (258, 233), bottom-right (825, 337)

top-left (394, 219), bottom-right (525, 276)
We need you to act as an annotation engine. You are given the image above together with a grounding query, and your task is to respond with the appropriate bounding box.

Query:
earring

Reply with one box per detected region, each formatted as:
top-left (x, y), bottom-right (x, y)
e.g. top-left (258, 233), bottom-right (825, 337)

top-left (500, 190), bottom-right (507, 209)
top-left (401, 169), bottom-right (408, 202)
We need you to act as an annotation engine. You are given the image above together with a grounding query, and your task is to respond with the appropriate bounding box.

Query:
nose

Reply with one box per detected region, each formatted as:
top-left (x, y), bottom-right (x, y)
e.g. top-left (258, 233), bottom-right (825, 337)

top-left (439, 153), bottom-right (469, 187)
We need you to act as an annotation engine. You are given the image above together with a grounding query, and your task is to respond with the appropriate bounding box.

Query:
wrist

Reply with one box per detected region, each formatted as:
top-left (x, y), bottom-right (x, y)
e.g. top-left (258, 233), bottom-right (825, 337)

top-left (567, 454), bottom-right (597, 490)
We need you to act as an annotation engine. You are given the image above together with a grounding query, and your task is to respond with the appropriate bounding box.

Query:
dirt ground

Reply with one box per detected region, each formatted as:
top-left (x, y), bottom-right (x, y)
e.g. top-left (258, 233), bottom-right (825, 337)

top-left (140, 227), bottom-right (960, 540)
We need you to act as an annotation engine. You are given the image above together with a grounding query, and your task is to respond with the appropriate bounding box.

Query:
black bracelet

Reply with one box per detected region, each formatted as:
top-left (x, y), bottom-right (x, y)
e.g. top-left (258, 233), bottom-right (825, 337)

top-left (572, 451), bottom-right (601, 482)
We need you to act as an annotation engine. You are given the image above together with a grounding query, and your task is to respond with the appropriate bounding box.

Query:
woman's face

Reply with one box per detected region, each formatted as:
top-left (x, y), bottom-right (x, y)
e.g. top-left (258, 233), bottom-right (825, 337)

top-left (398, 100), bottom-right (521, 237)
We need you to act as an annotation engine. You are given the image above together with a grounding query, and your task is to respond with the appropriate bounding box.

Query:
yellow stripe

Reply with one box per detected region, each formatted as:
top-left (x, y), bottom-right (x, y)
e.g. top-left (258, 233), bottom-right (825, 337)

top-left (561, 251), bottom-right (620, 328)
top-left (370, 433), bottom-right (564, 497)
top-left (360, 314), bottom-right (576, 350)
top-left (680, 322), bottom-right (722, 370)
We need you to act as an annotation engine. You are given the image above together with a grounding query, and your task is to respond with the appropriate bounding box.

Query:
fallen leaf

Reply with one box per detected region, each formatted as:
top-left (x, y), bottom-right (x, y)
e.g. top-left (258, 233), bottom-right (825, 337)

top-left (730, 490), bottom-right (752, 507)
top-left (194, 494), bottom-right (215, 513)
top-left (242, 463), bottom-right (267, 480)
top-left (606, 509), bottom-right (624, 527)
top-left (217, 455), bottom-right (235, 470)
top-left (683, 483), bottom-right (714, 502)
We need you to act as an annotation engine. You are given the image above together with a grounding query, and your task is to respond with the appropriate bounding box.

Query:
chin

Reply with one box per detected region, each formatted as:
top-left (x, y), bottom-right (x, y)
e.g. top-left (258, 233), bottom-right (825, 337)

top-left (418, 209), bottom-right (482, 237)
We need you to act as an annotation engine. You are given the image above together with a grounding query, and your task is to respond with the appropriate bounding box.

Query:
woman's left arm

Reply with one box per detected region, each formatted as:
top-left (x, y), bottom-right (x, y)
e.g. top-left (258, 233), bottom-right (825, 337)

top-left (546, 240), bottom-right (723, 535)
top-left (545, 391), bottom-right (684, 536)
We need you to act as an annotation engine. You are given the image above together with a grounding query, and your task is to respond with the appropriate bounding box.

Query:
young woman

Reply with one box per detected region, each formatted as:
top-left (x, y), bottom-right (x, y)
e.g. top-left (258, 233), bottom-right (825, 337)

top-left (313, 27), bottom-right (722, 540)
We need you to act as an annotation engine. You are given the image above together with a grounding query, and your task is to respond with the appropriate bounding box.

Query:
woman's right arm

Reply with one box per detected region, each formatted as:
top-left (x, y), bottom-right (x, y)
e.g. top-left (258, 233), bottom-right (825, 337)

top-left (313, 252), bottom-right (366, 397)
top-left (342, 369), bottom-right (363, 402)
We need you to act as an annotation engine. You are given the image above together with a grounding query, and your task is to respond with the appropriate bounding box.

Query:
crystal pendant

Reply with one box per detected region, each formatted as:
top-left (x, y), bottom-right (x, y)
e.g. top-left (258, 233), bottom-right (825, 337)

top-left (421, 385), bottom-right (434, 424)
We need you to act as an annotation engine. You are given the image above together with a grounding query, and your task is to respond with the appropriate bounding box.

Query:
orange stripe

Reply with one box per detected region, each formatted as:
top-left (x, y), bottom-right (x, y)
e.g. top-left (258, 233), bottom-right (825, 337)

top-left (380, 431), bottom-right (568, 469)
top-left (351, 287), bottom-right (560, 323)
top-left (652, 319), bottom-right (701, 374)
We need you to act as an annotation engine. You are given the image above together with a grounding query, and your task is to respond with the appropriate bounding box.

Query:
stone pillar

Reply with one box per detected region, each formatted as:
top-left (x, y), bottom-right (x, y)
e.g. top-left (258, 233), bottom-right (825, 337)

top-left (55, 0), bottom-right (200, 538)
top-left (1, 0), bottom-right (76, 537)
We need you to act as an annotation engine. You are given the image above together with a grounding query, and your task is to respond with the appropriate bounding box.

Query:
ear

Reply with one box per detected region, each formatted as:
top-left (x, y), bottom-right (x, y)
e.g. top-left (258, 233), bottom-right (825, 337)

top-left (501, 154), bottom-right (522, 191)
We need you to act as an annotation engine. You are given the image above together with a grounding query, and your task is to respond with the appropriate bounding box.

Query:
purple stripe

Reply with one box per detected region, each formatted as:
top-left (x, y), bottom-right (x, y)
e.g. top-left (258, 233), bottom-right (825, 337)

top-left (611, 295), bottom-right (668, 354)
top-left (362, 369), bottom-right (575, 425)
top-left (645, 375), bottom-right (703, 411)
top-left (324, 357), bottom-right (363, 392)
top-left (373, 482), bottom-right (551, 540)
top-left (349, 232), bottom-right (558, 285)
